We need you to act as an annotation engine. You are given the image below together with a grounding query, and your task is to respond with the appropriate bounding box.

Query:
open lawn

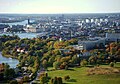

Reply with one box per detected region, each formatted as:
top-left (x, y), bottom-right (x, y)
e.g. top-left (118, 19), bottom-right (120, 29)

top-left (48, 63), bottom-right (120, 84)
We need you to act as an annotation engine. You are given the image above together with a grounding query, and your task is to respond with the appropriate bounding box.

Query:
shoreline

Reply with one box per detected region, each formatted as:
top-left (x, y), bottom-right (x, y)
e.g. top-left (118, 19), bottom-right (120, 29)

top-left (0, 52), bottom-right (19, 68)
top-left (1, 52), bottom-right (18, 59)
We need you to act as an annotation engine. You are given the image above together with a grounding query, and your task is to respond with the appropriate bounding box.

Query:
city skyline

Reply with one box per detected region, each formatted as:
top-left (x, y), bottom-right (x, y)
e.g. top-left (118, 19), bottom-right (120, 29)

top-left (0, 0), bottom-right (120, 14)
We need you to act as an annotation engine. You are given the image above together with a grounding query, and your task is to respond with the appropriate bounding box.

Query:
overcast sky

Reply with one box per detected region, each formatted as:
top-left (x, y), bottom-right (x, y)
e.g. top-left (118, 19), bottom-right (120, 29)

top-left (0, 0), bottom-right (120, 14)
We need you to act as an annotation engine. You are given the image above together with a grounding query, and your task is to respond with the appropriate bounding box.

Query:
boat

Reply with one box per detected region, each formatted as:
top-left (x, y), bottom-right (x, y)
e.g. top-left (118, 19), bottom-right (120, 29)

top-left (9, 57), bottom-right (12, 59)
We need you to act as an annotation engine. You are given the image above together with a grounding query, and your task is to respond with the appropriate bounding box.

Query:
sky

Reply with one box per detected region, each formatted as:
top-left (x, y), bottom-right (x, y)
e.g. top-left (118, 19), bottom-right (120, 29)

top-left (0, 0), bottom-right (120, 14)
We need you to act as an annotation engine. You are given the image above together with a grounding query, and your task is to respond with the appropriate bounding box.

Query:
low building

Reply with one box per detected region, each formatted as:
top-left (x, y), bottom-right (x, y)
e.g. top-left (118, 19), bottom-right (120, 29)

top-left (77, 51), bottom-right (91, 57)
top-left (72, 45), bottom-right (84, 50)
top-left (106, 33), bottom-right (120, 42)
top-left (78, 37), bottom-right (105, 50)
top-left (59, 49), bottom-right (70, 53)
top-left (23, 24), bottom-right (45, 33)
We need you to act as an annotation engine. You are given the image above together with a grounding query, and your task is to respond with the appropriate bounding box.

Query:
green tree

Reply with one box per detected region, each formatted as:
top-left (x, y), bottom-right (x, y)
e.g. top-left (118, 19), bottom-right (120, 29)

top-left (57, 77), bottom-right (63, 84)
top-left (64, 75), bottom-right (70, 81)
top-left (4, 68), bottom-right (15, 79)
top-left (10, 80), bottom-right (18, 84)
top-left (109, 62), bottom-right (114, 67)
top-left (53, 61), bottom-right (61, 70)
top-left (65, 65), bottom-right (68, 70)
top-left (0, 73), bottom-right (4, 80)
top-left (88, 56), bottom-right (96, 65)
top-left (23, 76), bottom-right (29, 82)
top-left (51, 77), bottom-right (63, 84)
top-left (53, 77), bottom-right (58, 84)
top-left (42, 59), bottom-right (48, 70)
top-left (80, 59), bottom-right (88, 67)
top-left (71, 55), bottom-right (80, 64)
top-left (40, 74), bottom-right (49, 84)
top-left (48, 56), bottom-right (55, 66)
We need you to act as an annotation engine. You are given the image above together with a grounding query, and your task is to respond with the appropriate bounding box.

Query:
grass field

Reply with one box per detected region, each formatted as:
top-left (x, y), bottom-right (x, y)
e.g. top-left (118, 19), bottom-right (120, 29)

top-left (48, 63), bottom-right (120, 84)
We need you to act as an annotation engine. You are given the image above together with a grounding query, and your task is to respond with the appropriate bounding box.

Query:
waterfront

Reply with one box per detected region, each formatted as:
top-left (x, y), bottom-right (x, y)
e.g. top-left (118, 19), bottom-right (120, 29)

top-left (0, 19), bottom-right (40, 38)
top-left (0, 33), bottom-right (38, 38)
top-left (0, 20), bottom-right (28, 26)
top-left (0, 19), bottom-right (35, 26)
top-left (0, 52), bottom-right (19, 68)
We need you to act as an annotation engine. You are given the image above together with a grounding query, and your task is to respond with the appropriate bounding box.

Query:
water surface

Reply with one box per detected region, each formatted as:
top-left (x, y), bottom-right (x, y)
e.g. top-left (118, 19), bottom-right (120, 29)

top-left (0, 52), bottom-right (19, 68)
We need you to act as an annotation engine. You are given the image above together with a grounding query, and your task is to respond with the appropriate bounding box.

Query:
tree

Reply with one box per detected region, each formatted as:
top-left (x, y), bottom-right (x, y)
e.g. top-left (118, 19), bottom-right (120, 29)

top-left (4, 68), bottom-right (15, 79)
top-left (80, 59), bottom-right (88, 67)
top-left (12, 51), bottom-right (18, 57)
top-left (48, 56), bottom-right (55, 66)
top-left (71, 55), bottom-right (80, 64)
top-left (23, 76), bottom-right (29, 82)
top-left (53, 61), bottom-right (61, 70)
top-left (3, 63), bottom-right (15, 79)
top-left (35, 50), bottom-right (42, 57)
top-left (53, 77), bottom-right (58, 84)
top-left (64, 75), bottom-right (70, 81)
top-left (0, 41), bottom-right (3, 50)
top-left (68, 38), bottom-right (78, 45)
top-left (57, 77), bottom-right (63, 84)
top-left (54, 41), bottom-right (66, 49)
top-left (4, 63), bottom-right (10, 69)
top-left (39, 73), bottom-right (49, 84)
top-left (42, 59), bottom-right (48, 70)
top-left (60, 56), bottom-right (70, 63)
top-left (10, 80), bottom-right (18, 84)
top-left (34, 56), bottom-right (40, 69)
top-left (109, 62), bottom-right (114, 67)
top-left (51, 77), bottom-right (63, 84)
top-left (65, 65), bottom-right (68, 70)
top-left (50, 78), bottom-right (54, 84)
top-left (88, 56), bottom-right (96, 65)
top-left (0, 73), bottom-right (4, 80)
top-left (52, 49), bottom-right (61, 55)
top-left (60, 62), bottom-right (67, 69)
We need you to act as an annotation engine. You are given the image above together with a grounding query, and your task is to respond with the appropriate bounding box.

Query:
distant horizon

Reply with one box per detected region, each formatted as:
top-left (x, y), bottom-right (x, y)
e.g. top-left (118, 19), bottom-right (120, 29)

top-left (0, 0), bottom-right (120, 14)
top-left (0, 12), bottom-right (120, 15)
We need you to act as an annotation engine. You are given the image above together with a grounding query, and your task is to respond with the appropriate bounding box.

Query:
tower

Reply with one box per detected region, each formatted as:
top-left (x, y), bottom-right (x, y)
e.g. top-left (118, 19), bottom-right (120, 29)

top-left (28, 19), bottom-right (30, 24)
